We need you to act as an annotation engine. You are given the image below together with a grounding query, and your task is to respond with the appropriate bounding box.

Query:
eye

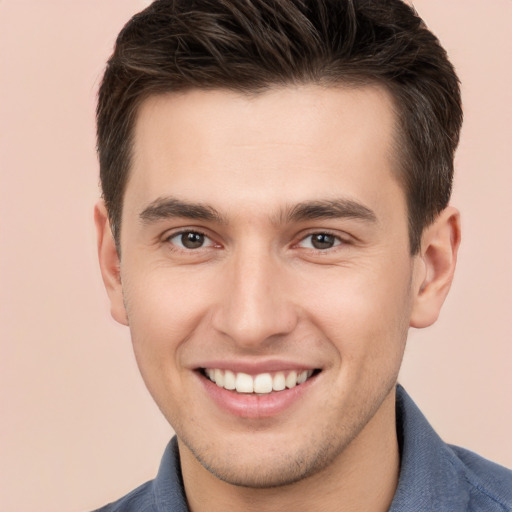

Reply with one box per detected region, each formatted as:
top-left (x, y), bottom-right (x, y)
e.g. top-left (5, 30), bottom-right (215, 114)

top-left (298, 233), bottom-right (342, 250)
top-left (167, 231), bottom-right (215, 250)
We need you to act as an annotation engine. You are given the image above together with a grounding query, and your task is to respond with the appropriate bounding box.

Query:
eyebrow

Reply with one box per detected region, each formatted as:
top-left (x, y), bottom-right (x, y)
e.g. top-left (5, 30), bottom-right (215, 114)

top-left (285, 199), bottom-right (377, 224)
top-left (139, 196), bottom-right (377, 226)
top-left (139, 197), bottom-right (226, 224)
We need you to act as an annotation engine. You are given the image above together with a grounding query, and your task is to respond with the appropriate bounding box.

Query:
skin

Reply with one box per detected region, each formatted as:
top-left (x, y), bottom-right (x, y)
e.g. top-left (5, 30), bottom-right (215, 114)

top-left (96, 85), bottom-right (460, 512)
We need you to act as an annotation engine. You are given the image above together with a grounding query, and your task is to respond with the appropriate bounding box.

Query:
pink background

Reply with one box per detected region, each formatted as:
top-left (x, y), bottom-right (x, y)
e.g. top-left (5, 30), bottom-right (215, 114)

top-left (0, 1), bottom-right (510, 510)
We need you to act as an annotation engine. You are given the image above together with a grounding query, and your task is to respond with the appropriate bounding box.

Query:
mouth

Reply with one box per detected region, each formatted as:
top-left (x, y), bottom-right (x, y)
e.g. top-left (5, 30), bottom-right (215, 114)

top-left (199, 368), bottom-right (320, 395)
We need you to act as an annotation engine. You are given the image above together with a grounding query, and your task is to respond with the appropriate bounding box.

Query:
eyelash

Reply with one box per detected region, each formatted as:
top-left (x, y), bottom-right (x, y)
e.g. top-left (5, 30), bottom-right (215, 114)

top-left (296, 231), bottom-right (346, 251)
top-left (163, 229), bottom-right (348, 253)
top-left (294, 230), bottom-right (353, 256)
top-left (164, 230), bottom-right (217, 251)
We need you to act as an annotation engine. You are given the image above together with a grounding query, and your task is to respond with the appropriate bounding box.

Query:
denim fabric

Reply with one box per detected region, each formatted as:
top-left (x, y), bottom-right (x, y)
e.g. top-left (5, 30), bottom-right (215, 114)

top-left (389, 386), bottom-right (512, 511)
top-left (93, 386), bottom-right (512, 511)
top-left (92, 440), bottom-right (188, 512)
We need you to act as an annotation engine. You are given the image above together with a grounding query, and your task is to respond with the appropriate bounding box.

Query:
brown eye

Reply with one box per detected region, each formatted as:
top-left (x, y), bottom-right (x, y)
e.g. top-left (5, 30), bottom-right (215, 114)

top-left (168, 231), bottom-right (214, 250)
top-left (311, 234), bottom-right (336, 249)
top-left (299, 233), bottom-right (341, 250)
top-left (181, 232), bottom-right (204, 249)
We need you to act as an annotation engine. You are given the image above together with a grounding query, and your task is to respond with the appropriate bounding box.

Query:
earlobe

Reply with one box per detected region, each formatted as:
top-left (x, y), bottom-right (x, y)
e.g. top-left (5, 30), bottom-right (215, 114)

top-left (410, 206), bottom-right (461, 328)
top-left (94, 201), bottom-right (129, 326)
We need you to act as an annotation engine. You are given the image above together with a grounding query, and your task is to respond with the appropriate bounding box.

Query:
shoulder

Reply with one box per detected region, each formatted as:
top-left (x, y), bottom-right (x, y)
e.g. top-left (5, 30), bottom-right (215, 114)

top-left (392, 386), bottom-right (512, 512)
top-left (90, 437), bottom-right (189, 512)
top-left (447, 444), bottom-right (512, 511)
top-left (91, 480), bottom-right (156, 512)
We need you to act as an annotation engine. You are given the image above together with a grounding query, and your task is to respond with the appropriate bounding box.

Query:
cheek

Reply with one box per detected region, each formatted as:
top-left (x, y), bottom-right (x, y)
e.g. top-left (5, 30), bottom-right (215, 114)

top-left (298, 258), bottom-right (413, 358)
top-left (121, 267), bottom-right (215, 362)
top-left (120, 269), bottom-right (215, 421)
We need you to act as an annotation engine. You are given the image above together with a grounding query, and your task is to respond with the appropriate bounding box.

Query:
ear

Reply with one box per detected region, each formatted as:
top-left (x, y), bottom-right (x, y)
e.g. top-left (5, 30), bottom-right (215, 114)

top-left (410, 206), bottom-right (461, 328)
top-left (94, 200), bottom-right (129, 326)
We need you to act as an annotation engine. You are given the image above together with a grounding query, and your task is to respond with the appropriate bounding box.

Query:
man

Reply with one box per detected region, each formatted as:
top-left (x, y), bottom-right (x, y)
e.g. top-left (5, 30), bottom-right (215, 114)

top-left (93, 0), bottom-right (512, 510)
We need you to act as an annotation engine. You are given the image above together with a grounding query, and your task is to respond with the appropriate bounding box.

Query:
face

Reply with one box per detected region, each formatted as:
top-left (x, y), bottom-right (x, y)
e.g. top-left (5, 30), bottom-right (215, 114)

top-left (103, 85), bottom-right (427, 487)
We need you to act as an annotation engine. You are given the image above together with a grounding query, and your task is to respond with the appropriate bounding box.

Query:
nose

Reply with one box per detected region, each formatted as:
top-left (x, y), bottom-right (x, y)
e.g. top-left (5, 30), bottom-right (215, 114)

top-left (211, 248), bottom-right (298, 350)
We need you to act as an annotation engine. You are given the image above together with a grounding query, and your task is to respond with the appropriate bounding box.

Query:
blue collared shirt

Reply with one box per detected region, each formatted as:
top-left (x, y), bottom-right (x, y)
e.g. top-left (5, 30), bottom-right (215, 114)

top-left (93, 386), bottom-right (512, 511)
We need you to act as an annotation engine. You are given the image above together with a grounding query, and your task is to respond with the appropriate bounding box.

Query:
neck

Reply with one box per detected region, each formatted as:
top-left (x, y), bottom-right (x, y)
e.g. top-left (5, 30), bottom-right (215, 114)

top-left (180, 390), bottom-right (400, 512)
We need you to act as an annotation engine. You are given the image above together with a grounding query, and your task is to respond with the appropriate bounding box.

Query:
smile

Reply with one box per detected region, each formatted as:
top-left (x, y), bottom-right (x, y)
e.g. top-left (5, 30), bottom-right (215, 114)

top-left (202, 368), bottom-right (316, 394)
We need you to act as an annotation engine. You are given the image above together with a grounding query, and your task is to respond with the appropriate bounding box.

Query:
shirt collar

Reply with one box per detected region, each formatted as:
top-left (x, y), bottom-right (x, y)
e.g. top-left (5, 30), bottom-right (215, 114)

top-left (389, 385), bottom-right (471, 511)
top-left (152, 385), bottom-right (470, 512)
top-left (153, 437), bottom-right (189, 511)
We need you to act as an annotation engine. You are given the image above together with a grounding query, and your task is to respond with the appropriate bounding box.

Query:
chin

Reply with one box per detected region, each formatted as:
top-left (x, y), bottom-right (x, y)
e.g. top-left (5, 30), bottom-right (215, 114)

top-left (178, 421), bottom-right (353, 489)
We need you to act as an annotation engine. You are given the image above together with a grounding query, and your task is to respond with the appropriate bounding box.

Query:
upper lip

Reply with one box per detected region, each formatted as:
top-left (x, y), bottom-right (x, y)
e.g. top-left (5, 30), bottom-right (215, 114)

top-left (193, 359), bottom-right (320, 375)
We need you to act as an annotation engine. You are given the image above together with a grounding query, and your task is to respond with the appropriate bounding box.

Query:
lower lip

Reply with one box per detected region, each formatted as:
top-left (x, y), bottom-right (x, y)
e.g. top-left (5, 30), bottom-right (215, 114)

top-left (197, 372), bottom-right (318, 419)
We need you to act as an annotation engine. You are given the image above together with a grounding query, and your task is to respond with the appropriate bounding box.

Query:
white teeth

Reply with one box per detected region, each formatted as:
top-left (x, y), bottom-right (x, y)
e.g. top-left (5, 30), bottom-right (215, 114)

top-left (273, 372), bottom-right (286, 391)
top-left (285, 370), bottom-right (297, 389)
top-left (296, 370), bottom-right (308, 384)
top-left (254, 373), bottom-right (273, 394)
top-left (224, 370), bottom-right (236, 390)
top-left (235, 372), bottom-right (254, 393)
top-left (214, 369), bottom-right (224, 387)
top-left (205, 368), bottom-right (316, 394)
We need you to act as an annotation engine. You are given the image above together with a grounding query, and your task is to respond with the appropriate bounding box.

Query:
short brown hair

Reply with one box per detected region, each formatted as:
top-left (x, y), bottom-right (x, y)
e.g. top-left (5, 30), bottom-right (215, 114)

top-left (97, 0), bottom-right (462, 254)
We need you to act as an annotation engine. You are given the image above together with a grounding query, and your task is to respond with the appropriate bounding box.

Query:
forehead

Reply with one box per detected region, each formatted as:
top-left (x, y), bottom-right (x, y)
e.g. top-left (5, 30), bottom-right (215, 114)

top-left (126, 84), bottom-right (404, 223)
